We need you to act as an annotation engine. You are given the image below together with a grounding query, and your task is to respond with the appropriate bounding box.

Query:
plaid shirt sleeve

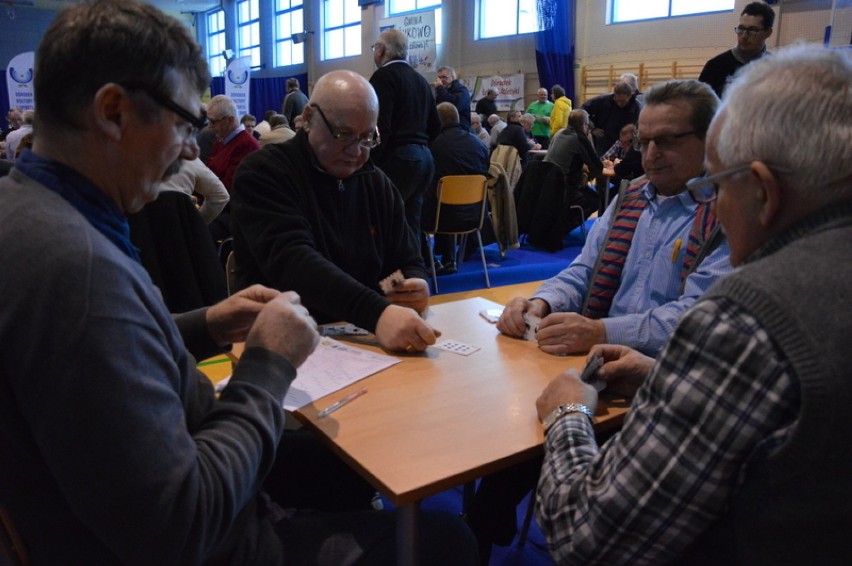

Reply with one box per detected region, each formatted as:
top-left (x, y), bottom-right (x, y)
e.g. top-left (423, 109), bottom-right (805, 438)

top-left (535, 297), bottom-right (800, 565)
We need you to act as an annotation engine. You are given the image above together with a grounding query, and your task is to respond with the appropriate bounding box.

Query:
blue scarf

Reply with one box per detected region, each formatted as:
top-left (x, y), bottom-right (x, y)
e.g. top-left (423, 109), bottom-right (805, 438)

top-left (15, 149), bottom-right (141, 262)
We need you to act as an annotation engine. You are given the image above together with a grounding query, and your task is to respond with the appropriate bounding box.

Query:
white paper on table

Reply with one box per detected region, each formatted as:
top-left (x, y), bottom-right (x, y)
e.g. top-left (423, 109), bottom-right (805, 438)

top-left (283, 338), bottom-right (400, 410)
top-left (213, 338), bottom-right (400, 410)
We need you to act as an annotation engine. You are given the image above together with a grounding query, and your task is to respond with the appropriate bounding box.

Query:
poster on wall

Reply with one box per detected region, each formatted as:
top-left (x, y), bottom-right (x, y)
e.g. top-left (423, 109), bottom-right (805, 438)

top-left (224, 56), bottom-right (252, 119)
top-left (461, 74), bottom-right (525, 113)
top-left (6, 52), bottom-right (35, 111)
top-left (378, 10), bottom-right (437, 72)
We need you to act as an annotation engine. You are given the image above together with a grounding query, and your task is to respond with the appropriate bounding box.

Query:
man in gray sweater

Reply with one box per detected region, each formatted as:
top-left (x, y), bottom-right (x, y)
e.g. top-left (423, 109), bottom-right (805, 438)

top-left (534, 44), bottom-right (852, 564)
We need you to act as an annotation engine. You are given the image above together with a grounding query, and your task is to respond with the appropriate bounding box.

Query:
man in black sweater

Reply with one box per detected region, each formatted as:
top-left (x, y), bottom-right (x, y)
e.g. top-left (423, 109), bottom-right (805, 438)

top-left (232, 70), bottom-right (441, 353)
top-left (369, 28), bottom-right (441, 242)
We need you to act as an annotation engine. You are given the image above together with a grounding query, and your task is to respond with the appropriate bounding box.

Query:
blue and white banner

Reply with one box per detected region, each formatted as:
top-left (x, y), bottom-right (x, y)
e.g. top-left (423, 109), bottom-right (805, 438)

top-left (379, 10), bottom-right (437, 72)
top-left (6, 51), bottom-right (35, 111)
top-left (224, 56), bottom-right (251, 118)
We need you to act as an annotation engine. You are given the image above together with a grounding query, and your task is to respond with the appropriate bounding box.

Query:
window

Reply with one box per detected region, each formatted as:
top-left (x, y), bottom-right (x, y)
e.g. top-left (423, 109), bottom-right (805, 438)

top-left (237, 0), bottom-right (261, 70)
top-left (206, 9), bottom-right (227, 77)
top-left (323, 0), bottom-right (361, 60)
top-left (387, 0), bottom-right (442, 46)
top-left (388, 0), bottom-right (441, 13)
top-left (478, 0), bottom-right (540, 40)
top-left (274, 0), bottom-right (305, 68)
top-left (610, 0), bottom-right (734, 24)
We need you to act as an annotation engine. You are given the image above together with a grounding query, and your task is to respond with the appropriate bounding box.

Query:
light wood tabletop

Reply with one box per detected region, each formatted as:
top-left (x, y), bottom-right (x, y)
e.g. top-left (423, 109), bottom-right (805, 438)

top-left (291, 282), bottom-right (629, 507)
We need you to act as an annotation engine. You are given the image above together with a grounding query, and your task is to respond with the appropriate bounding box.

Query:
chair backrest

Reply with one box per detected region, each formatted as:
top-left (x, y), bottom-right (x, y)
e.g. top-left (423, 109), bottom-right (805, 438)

top-left (516, 160), bottom-right (563, 235)
top-left (430, 175), bottom-right (488, 235)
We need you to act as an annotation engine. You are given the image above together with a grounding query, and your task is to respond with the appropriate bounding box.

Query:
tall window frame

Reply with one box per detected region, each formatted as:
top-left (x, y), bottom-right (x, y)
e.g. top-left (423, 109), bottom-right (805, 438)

top-left (386, 0), bottom-right (442, 46)
top-left (322, 0), bottom-right (362, 61)
top-left (206, 9), bottom-right (227, 77)
top-left (609, 0), bottom-right (735, 24)
top-left (274, 0), bottom-right (305, 68)
top-left (236, 0), bottom-right (262, 71)
top-left (478, 0), bottom-right (540, 40)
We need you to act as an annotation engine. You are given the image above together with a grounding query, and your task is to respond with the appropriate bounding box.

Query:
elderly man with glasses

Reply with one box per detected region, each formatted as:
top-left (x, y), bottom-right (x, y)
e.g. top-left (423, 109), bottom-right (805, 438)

top-left (469, 78), bottom-right (735, 562)
top-left (536, 42), bottom-right (852, 565)
top-left (232, 70), bottom-right (440, 353)
top-left (699, 1), bottom-right (775, 98)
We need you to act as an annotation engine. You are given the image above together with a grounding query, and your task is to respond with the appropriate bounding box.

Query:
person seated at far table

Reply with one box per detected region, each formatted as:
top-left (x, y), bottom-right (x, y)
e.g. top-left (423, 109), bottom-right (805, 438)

top-left (258, 113), bottom-right (295, 146)
top-left (423, 102), bottom-right (491, 275)
top-left (536, 43), bottom-right (852, 565)
top-left (470, 112), bottom-right (490, 149)
top-left (468, 78), bottom-right (734, 562)
top-left (600, 122), bottom-right (644, 209)
top-left (487, 113), bottom-right (507, 149)
top-left (497, 110), bottom-right (540, 168)
top-left (231, 70), bottom-right (439, 353)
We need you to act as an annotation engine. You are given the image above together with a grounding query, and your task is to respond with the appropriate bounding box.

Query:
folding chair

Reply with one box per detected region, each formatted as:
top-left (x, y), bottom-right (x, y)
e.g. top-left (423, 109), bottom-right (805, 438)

top-left (425, 175), bottom-right (491, 294)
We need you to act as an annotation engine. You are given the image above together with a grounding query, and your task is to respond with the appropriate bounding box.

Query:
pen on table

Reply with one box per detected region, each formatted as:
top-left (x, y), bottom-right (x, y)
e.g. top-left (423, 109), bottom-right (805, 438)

top-left (671, 238), bottom-right (682, 263)
top-left (318, 388), bottom-right (368, 418)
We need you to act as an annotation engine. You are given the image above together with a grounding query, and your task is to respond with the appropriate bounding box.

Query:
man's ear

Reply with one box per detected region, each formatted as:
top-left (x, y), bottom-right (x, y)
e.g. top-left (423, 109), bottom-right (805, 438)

top-left (92, 83), bottom-right (128, 142)
top-left (751, 160), bottom-right (781, 228)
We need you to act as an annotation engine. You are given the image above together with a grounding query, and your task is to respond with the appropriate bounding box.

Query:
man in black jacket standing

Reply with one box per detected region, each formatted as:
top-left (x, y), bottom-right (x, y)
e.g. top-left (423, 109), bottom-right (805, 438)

top-left (369, 28), bottom-right (441, 243)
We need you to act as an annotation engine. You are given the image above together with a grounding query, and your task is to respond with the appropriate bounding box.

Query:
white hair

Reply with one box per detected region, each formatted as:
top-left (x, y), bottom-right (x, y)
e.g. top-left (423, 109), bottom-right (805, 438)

top-left (715, 43), bottom-right (852, 204)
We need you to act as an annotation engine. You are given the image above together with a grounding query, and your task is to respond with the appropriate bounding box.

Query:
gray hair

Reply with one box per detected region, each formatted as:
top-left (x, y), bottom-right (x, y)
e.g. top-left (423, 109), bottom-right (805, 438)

top-left (620, 73), bottom-right (639, 92)
top-left (716, 43), bottom-right (852, 204)
top-left (568, 109), bottom-right (589, 131)
top-left (521, 113), bottom-right (535, 127)
top-left (437, 66), bottom-right (456, 79)
top-left (208, 94), bottom-right (237, 119)
top-left (378, 29), bottom-right (408, 60)
top-left (644, 79), bottom-right (719, 139)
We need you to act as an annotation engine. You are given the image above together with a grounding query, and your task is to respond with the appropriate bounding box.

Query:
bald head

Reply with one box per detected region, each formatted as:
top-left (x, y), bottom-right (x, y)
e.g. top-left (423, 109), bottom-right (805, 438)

top-left (310, 70), bottom-right (378, 119)
top-left (304, 70), bottom-right (380, 179)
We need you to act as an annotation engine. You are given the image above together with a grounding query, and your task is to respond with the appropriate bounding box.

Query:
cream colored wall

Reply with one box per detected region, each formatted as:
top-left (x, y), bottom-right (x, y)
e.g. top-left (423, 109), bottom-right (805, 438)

top-left (301, 0), bottom-right (833, 106)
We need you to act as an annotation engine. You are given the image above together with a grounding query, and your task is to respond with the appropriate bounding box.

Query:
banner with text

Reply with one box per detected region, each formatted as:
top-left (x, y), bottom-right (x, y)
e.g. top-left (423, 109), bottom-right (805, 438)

top-left (462, 74), bottom-right (525, 113)
top-left (379, 11), bottom-right (437, 73)
top-left (6, 52), bottom-right (35, 111)
top-left (224, 56), bottom-right (252, 118)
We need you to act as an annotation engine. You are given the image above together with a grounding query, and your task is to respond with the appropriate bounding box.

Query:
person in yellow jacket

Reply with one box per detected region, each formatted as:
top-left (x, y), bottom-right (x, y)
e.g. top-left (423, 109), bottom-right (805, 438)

top-left (549, 84), bottom-right (572, 138)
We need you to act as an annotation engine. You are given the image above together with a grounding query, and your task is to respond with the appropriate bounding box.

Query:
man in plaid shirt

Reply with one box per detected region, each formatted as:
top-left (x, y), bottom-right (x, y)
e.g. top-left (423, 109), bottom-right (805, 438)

top-left (536, 44), bottom-right (852, 564)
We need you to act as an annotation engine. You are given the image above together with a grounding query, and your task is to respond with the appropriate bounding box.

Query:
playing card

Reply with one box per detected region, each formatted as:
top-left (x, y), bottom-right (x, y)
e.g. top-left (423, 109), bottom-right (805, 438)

top-left (434, 339), bottom-right (480, 356)
top-left (523, 313), bottom-right (541, 343)
top-left (320, 323), bottom-right (371, 336)
top-left (579, 352), bottom-right (606, 392)
top-left (379, 269), bottom-right (405, 294)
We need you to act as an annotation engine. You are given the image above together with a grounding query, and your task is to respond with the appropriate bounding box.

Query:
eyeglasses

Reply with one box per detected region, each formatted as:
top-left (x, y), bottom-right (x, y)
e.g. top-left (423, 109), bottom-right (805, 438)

top-left (437, 75), bottom-right (451, 81)
top-left (311, 104), bottom-right (380, 150)
top-left (735, 25), bottom-right (766, 36)
top-left (635, 130), bottom-right (697, 152)
top-left (118, 82), bottom-right (208, 137)
top-left (686, 163), bottom-right (792, 203)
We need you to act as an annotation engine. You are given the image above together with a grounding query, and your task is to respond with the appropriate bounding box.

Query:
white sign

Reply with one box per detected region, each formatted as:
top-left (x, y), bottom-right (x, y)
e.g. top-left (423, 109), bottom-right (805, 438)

top-left (463, 74), bottom-right (525, 113)
top-left (379, 11), bottom-right (437, 72)
top-left (6, 52), bottom-right (35, 111)
top-left (224, 56), bottom-right (251, 118)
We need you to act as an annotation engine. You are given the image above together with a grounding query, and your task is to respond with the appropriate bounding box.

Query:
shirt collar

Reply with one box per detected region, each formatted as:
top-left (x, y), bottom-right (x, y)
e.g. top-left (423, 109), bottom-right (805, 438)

top-left (222, 124), bottom-right (245, 145)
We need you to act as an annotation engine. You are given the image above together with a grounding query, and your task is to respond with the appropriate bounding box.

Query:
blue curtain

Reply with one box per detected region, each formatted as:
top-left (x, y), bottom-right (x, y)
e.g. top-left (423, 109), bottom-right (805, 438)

top-left (535, 0), bottom-right (575, 102)
top-left (210, 73), bottom-right (308, 119)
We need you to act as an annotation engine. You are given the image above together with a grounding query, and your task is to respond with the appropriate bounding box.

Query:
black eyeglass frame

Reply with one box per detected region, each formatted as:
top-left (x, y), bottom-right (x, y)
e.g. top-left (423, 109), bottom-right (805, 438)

top-left (634, 130), bottom-right (697, 152)
top-left (310, 103), bottom-right (380, 150)
top-left (734, 25), bottom-right (767, 36)
top-left (118, 82), bottom-right (208, 134)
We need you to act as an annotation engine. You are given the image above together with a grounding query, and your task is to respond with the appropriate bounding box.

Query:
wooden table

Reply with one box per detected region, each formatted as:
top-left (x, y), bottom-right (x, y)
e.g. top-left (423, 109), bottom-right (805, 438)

top-left (287, 282), bottom-right (629, 564)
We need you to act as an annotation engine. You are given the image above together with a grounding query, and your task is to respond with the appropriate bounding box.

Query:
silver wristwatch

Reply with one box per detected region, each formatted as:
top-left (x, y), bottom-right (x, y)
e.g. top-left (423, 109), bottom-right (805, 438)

top-left (541, 403), bottom-right (595, 432)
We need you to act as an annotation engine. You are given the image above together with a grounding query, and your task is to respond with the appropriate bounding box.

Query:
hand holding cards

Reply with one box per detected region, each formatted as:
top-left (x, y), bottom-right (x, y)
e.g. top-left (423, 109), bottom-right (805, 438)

top-left (379, 270), bottom-right (405, 295)
top-left (523, 312), bottom-right (541, 343)
top-left (579, 351), bottom-right (606, 392)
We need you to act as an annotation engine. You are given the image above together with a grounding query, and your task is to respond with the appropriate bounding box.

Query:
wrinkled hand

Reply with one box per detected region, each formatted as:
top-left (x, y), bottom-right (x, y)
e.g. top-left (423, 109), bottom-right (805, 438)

top-left (496, 297), bottom-right (549, 337)
top-left (590, 344), bottom-right (654, 399)
top-left (536, 312), bottom-right (606, 355)
top-left (206, 284), bottom-right (281, 346)
top-left (375, 304), bottom-right (440, 352)
top-left (245, 291), bottom-right (319, 369)
top-left (385, 278), bottom-right (429, 314)
top-left (536, 368), bottom-right (598, 421)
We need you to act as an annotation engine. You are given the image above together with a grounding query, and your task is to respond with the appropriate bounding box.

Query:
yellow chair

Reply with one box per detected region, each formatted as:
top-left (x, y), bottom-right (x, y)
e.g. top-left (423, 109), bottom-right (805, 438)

top-left (425, 175), bottom-right (491, 294)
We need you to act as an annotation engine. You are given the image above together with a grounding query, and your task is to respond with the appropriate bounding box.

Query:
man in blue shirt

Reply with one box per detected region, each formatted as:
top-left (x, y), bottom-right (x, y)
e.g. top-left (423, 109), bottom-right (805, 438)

top-left (472, 79), bottom-right (733, 562)
top-left (497, 79), bottom-right (732, 357)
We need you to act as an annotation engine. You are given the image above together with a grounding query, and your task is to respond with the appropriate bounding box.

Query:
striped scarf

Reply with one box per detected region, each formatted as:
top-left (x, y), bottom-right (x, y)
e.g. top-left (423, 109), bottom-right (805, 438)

top-left (582, 183), bottom-right (717, 319)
